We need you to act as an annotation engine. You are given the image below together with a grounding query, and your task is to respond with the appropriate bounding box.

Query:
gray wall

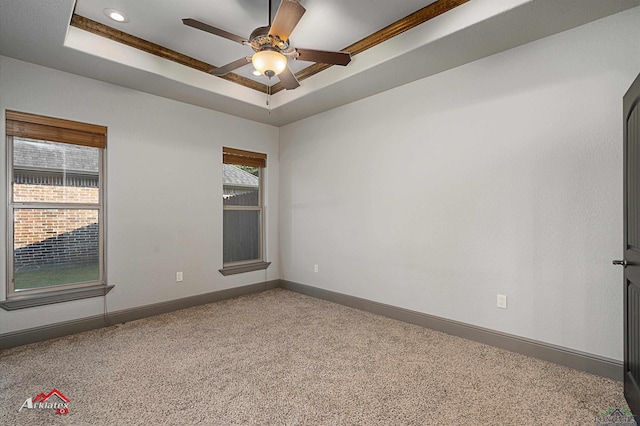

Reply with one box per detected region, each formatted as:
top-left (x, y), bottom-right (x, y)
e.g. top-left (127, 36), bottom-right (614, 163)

top-left (279, 7), bottom-right (640, 362)
top-left (0, 55), bottom-right (280, 334)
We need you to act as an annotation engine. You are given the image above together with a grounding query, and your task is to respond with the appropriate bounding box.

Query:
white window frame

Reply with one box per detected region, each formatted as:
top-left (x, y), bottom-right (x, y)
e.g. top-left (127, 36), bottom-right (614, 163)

top-left (1, 111), bottom-right (112, 310)
top-left (220, 147), bottom-right (271, 276)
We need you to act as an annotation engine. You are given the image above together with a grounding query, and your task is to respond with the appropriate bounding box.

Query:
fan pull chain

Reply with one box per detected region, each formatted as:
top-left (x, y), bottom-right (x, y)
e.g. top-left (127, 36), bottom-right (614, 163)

top-left (267, 78), bottom-right (272, 115)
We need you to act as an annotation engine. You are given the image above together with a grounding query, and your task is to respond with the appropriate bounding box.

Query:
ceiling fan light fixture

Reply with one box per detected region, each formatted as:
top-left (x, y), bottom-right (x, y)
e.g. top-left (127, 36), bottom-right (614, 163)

top-left (252, 49), bottom-right (287, 77)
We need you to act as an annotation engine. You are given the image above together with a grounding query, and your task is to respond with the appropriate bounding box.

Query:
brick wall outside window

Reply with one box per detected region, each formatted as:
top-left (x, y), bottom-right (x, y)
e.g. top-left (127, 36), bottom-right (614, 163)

top-left (13, 184), bottom-right (99, 271)
top-left (14, 183), bottom-right (98, 204)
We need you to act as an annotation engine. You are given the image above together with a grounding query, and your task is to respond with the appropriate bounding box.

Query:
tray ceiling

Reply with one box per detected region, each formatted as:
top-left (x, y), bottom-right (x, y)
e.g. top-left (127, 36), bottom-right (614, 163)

top-left (0, 0), bottom-right (638, 126)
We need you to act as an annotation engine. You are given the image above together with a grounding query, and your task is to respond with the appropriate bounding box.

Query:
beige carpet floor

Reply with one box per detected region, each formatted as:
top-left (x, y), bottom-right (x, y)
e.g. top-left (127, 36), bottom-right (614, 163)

top-left (0, 289), bottom-right (631, 425)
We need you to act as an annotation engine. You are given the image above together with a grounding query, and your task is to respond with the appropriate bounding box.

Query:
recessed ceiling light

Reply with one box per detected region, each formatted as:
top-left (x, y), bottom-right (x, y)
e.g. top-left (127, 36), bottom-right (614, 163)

top-left (103, 8), bottom-right (129, 23)
top-left (252, 70), bottom-right (262, 76)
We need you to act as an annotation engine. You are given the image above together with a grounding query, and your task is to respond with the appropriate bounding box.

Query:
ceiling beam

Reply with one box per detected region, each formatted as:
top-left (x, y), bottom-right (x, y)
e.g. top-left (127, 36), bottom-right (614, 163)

top-left (70, 15), bottom-right (269, 93)
top-left (270, 0), bottom-right (470, 93)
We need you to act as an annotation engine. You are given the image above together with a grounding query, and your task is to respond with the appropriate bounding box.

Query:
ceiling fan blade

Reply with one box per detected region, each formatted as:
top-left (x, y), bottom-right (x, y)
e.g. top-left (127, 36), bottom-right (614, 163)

top-left (295, 48), bottom-right (351, 66)
top-left (278, 66), bottom-right (300, 90)
top-left (182, 18), bottom-right (247, 45)
top-left (269, 0), bottom-right (306, 41)
top-left (211, 57), bottom-right (252, 76)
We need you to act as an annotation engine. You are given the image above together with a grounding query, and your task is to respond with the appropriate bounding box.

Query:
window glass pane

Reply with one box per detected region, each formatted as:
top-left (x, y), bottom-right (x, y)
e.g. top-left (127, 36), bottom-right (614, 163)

top-left (223, 210), bottom-right (260, 263)
top-left (13, 208), bottom-right (100, 290)
top-left (13, 138), bottom-right (100, 204)
top-left (223, 164), bottom-right (259, 207)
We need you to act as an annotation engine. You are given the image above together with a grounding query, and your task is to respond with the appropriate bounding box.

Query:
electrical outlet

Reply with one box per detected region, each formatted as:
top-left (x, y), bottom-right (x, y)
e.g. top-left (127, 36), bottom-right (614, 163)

top-left (497, 294), bottom-right (507, 309)
top-left (314, 264), bottom-right (319, 273)
top-left (176, 271), bottom-right (183, 282)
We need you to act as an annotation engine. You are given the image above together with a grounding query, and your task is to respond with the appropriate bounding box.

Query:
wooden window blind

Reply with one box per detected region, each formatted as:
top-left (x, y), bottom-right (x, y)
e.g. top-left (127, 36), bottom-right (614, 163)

top-left (6, 110), bottom-right (107, 149)
top-left (223, 147), bottom-right (266, 168)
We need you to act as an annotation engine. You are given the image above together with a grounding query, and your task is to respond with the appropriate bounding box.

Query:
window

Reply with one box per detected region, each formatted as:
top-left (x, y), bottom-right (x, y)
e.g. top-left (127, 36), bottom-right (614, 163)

top-left (2, 110), bottom-right (112, 309)
top-left (220, 147), bottom-right (270, 275)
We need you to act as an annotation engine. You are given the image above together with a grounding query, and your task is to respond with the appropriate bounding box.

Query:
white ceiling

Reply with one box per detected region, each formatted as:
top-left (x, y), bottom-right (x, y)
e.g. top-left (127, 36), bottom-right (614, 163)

top-left (1, 0), bottom-right (639, 126)
top-left (74, 0), bottom-right (436, 84)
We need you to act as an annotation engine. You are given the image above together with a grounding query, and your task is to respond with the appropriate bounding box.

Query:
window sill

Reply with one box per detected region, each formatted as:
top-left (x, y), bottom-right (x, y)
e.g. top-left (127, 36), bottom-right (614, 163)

top-left (0, 284), bottom-right (114, 311)
top-left (219, 261), bottom-right (271, 276)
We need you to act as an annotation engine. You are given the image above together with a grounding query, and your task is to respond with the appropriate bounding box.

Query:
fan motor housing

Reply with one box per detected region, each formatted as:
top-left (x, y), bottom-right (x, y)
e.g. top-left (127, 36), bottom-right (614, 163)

top-left (249, 26), bottom-right (289, 52)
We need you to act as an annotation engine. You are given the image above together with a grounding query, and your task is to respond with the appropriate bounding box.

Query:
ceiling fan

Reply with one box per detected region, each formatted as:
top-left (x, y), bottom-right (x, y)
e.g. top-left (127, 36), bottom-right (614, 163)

top-left (182, 0), bottom-right (351, 90)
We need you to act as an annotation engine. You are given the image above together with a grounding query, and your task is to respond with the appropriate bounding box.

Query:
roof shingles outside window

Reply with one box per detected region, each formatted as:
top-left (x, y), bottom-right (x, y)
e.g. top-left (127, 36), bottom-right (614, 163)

top-left (223, 163), bottom-right (258, 187)
top-left (13, 137), bottom-right (99, 173)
